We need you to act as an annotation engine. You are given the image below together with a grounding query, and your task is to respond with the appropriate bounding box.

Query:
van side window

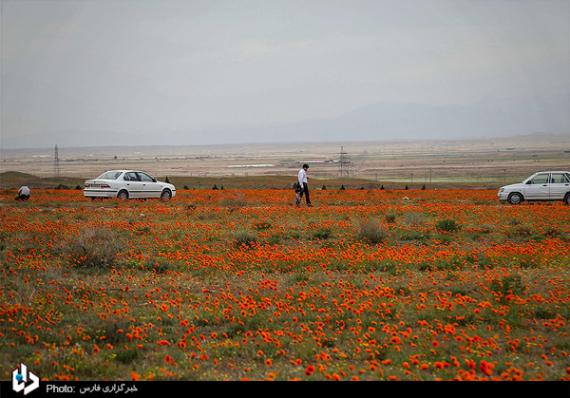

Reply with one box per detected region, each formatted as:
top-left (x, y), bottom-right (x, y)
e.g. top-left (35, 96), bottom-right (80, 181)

top-left (551, 173), bottom-right (570, 184)
top-left (531, 174), bottom-right (549, 184)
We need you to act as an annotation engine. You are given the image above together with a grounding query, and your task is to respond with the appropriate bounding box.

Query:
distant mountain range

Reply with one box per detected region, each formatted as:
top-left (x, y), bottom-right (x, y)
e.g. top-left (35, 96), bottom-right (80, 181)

top-left (1, 94), bottom-right (568, 149)
top-left (208, 94), bottom-right (569, 144)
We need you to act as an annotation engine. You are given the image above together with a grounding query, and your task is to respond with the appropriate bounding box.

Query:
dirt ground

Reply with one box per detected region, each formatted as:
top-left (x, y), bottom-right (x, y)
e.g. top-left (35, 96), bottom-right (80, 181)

top-left (1, 134), bottom-right (568, 186)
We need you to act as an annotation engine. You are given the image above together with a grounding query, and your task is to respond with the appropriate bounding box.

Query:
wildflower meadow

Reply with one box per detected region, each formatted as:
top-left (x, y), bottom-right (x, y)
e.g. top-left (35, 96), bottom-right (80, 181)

top-left (1, 189), bottom-right (568, 381)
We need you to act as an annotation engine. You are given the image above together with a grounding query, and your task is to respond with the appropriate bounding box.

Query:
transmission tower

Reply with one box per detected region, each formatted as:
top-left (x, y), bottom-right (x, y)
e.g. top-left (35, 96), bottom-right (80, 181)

top-left (54, 144), bottom-right (60, 178)
top-left (339, 146), bottom-right (351, 177)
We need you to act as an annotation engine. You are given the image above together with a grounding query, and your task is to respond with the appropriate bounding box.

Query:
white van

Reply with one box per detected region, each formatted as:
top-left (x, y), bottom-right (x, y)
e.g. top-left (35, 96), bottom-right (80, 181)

top-left (498, 171), bottom-right (570, 205)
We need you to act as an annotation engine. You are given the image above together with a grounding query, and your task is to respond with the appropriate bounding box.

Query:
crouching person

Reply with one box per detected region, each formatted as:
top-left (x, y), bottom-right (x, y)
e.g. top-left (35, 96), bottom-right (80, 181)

top-left (15, 185), bottom-right (31, 201)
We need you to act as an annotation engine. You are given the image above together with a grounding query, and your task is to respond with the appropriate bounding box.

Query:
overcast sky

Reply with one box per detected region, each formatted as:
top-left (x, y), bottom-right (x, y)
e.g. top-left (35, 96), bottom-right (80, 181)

top-left (1, 0), bottom-right (569, 149)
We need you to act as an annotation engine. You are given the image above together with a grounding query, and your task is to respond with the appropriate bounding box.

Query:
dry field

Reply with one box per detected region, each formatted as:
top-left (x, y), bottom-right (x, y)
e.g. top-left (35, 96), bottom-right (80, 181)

top-left (2, 135), bottom-right (569, 187)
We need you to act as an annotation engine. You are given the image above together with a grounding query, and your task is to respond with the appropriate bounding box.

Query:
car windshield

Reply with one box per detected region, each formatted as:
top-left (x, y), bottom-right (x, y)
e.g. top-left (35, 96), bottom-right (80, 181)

top-left (97, 171), bottom-right (123, 180)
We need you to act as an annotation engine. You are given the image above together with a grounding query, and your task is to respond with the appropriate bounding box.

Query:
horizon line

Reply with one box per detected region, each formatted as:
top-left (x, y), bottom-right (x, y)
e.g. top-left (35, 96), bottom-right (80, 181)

top-left (1, 132), bottom-right (567, 151)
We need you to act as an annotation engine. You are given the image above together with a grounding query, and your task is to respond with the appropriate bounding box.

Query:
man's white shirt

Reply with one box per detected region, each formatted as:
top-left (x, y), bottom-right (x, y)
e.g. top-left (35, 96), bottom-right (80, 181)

top-left (298, 169), bottom-right (308, 186)
top-left (19, 186), bottom-right (30, 196)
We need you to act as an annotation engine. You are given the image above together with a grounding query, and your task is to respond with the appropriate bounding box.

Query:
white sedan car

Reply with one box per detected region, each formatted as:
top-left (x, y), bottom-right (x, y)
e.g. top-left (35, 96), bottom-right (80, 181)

top-left (498, 171), bottom-right (570, 205)
top-left (84, 170), bottom-right (176, 201)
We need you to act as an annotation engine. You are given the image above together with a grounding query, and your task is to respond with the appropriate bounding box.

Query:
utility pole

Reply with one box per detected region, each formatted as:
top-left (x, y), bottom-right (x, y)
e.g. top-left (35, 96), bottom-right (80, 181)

top-left (339, 146), bottom-right (350, 177)
top-left (54, 144), bottom-right (60, 178)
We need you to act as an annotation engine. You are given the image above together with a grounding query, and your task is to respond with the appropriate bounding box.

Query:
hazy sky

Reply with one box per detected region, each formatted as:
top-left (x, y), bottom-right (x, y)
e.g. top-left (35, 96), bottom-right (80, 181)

top-left (1, 0), bottom-right (569, 148)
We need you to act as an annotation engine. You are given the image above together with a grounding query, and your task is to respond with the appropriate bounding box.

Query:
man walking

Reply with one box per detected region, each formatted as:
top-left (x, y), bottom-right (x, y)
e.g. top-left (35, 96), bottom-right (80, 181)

top-left (296, 164), bottom-right (312, 207)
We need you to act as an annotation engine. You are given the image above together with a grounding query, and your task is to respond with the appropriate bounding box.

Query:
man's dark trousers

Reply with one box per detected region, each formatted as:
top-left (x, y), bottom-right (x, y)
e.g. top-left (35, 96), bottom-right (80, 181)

top-left (300, 183), bottom-right (311, 206)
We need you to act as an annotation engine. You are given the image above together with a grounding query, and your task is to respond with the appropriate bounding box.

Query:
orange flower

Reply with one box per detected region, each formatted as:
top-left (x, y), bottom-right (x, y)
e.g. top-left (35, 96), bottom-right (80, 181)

top-left (480, 360), bottom-right (494, 376)
top-left (3, 188), bottom-right (569, 381)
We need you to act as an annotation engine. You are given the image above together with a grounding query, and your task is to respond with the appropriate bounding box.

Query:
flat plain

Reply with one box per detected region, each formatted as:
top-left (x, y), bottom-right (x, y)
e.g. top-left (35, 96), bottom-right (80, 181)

top-left (2, 134), bottom-right (569, 188)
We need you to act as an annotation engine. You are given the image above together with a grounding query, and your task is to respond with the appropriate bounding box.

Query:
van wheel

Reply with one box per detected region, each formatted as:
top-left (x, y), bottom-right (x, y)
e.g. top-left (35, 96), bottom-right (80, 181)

top-left (564, 193), bottom-right (570, 205)
top-left (117, 190), bottom-right (129, 200)
top-left (508, 192), bottom-right (523, 205)
top-left (160, 189), bottom-right (172, 202)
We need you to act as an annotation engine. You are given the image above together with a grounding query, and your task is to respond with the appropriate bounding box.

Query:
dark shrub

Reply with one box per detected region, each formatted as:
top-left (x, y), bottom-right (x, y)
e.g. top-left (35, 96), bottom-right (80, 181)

top-left (436, 219), bottom-right (460, 233)
top-left (490, 275), bottom-right (525, 302)
top-left (234, 230), bottom-right (257, 248)
top-left (312, 227), bottom-right (332, 240)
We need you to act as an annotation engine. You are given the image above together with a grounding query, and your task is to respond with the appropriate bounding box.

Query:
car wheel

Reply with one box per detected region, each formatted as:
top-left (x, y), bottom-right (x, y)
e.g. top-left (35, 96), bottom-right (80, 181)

top-left (508, 192), bottom-right (523, 205)
top-left (564, 193), bottom-right (570, 205)
top-left (117, 190), bottom-right (129, 200)
top-left (160, 189), bottom-right (172, 202)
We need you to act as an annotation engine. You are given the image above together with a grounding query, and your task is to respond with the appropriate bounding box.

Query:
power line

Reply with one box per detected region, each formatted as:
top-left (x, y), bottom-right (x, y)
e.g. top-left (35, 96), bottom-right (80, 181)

top-left (339, 146), bottom-right (351, 177)
top-left (54, 144), bottom-right (60, 178)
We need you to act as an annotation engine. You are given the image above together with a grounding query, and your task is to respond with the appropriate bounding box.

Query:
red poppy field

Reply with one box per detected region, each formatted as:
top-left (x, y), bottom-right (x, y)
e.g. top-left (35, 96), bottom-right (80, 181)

top-left (1, 189), bottom-right (569, 381)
